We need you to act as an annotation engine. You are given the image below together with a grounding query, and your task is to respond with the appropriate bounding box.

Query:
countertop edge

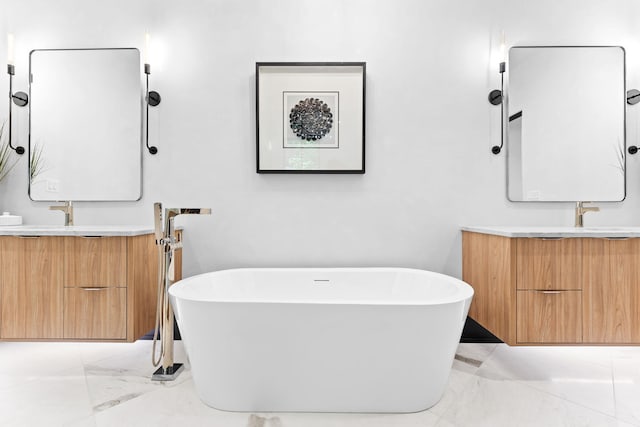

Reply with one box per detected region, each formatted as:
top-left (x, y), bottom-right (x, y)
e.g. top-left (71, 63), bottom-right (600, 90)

top-left (461, 226), bottom-right (640, 238)
top-left (0, 225), bottom-right (181, 237)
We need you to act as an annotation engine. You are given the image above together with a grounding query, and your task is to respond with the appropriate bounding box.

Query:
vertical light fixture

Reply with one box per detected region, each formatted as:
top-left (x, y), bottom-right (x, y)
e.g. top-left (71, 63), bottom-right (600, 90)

top-left (488, 30), bottom-right (506, 154)
top-left (499, 30), bottom-right (506, 73)
top-left (7, 33), bottom-right (27, 155)
top-left (7, 33), bottom-right (14, 68)
top-left (144, 31), bottom-right (160, 155)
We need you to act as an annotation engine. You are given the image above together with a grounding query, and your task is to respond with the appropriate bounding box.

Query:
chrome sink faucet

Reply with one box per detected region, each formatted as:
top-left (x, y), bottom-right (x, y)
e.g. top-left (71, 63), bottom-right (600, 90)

top-left (575, 201), bottom-right (599, 227)
top-left (49, 201), bottom-right (73, 226)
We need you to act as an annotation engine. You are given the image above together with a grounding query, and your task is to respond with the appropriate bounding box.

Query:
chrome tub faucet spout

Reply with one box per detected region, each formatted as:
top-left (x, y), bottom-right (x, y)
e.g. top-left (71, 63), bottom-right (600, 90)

top-left (49, 201), bottom-right (73, 226)
top-left (575, 201), bottom-right (599, 227)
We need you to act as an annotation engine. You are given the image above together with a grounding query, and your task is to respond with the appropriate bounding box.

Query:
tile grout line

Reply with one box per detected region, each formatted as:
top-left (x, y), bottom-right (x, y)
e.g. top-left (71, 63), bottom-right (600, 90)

top-left (81, 354), bottom-right (97, 418)
top-left (611, 353), bottom-right (619, 423)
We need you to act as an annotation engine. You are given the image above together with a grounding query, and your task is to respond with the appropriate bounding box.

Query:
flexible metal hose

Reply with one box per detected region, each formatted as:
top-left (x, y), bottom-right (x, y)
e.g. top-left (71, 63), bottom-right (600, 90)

top-left (151, 242), bottom-right (166, 367)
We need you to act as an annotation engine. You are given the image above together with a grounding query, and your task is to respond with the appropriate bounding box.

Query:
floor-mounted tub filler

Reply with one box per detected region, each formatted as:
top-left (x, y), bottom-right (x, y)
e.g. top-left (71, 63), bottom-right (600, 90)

top-left (169, 267), bottom-right (474, 413)
top-left (151, 203), bottom-right (211, 381)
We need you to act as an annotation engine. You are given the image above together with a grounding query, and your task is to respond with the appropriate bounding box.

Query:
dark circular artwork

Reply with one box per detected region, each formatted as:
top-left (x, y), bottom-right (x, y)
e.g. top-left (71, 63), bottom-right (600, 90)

top-left (289, 98), bottom-right (333, 141)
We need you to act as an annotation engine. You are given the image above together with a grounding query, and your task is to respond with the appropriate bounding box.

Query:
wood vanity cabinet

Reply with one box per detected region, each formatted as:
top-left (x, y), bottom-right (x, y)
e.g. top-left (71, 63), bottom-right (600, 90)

top-left (0, 236), bottom-right (64, 339)
top-left (0, 232), bottom-right (178, 342)
top-left (462, 231), bottom-right (640, 345)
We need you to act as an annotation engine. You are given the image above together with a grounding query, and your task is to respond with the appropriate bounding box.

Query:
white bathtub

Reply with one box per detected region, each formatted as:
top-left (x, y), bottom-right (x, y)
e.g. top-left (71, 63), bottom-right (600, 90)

top-left (169, 268), bottom-right (473, 413)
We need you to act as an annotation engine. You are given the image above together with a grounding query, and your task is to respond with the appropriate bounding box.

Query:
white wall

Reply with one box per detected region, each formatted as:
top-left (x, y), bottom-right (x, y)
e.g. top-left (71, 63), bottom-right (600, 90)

top-left (1, 0), bottom-right (640, 279)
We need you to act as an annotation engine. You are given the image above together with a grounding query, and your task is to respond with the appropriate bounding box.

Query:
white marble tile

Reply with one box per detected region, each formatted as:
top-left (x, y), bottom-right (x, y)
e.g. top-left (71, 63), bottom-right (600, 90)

top-left (84, 341), bottom-right (191, 413)
top-left (4, 341), bottom-right (640, 426)
top-left (608, 346), bottom-right (640, 361)
top-left (477, 345), bottom-right (592, 379)
top-left (476, 345), bottom-right (616, 417)
top-left (0, 367), bottom-right (92, 427)
top-left (0, 342), bottom-right (86, 391)
top-left (437, 375), bottom-right (620, 427)
top-left (427, 366), bottom-right (478, 417)
top-left (95, 374), bottom-right (441, 427)
top-left (63, 415), bottom-right (98, 427)
top-left (612, 358), bottom-right (640, 426)
top-left (95, 378), bottom-right (249, 427)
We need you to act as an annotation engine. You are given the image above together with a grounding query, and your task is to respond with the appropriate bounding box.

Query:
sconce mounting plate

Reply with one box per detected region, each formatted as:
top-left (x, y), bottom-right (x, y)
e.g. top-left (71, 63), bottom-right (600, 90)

top-left (488, 89), bottom-right (502, 105)
top-left (12, 91), bottom-right (29, 107)
top-left (148, 91), bottom-right (161, 107)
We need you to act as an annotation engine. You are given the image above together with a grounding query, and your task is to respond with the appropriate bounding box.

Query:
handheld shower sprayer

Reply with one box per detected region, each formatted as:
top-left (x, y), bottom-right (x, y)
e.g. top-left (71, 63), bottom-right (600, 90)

top-left (151, 202), bottom-right (211, 381)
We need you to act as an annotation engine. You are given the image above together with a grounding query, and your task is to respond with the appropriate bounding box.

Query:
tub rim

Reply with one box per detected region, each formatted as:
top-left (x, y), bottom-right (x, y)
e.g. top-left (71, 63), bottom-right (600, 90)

top-left (169, 267), bottom-right (474, 306)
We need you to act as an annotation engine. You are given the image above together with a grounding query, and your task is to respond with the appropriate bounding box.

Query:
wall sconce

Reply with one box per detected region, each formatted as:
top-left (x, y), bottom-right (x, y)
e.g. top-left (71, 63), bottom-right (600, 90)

top-left (488, 32), bottom-right (506, 155)
top-left (626, 89), bottom-right (640, 154)
top-left (7, 33), bottom-right (27, 155)
top-left (144, 32), bottom-right (161, 155)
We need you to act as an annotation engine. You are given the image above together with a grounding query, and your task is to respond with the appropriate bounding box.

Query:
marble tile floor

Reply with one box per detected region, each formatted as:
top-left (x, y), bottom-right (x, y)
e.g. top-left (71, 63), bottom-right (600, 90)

top-left (1, 340), bottom-right (639, 427)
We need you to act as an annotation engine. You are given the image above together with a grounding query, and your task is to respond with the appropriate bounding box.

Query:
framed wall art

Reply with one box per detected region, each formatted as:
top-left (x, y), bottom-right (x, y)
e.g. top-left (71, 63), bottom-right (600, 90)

top-left (256, 62), bottom-right (366, 173)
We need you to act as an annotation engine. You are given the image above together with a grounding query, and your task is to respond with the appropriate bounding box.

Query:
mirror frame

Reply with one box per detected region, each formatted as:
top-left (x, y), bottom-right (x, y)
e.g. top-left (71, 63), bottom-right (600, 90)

top-left (28, 47), bottom-right (143, 202)
top-left (504, 45), bottom-right (627, 203)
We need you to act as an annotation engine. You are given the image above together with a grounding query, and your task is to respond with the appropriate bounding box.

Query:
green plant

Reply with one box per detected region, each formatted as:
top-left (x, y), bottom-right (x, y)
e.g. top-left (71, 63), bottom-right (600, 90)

top-left (30, 142), bottom-right (46, 183)
top-left (0, 122), bottom-right (19, 184)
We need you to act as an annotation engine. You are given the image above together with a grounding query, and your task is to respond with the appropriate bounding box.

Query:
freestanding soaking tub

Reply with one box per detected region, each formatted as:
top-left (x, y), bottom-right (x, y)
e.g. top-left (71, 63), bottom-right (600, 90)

top-left (169, 268), bottom-right (473, 413)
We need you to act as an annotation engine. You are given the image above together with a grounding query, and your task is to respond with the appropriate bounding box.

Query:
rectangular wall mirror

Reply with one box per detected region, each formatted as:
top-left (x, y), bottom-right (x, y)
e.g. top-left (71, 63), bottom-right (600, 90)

top-left (29, 48), bottom-right (142, 201)
top-left (506, 46), bottom-right (626, 202)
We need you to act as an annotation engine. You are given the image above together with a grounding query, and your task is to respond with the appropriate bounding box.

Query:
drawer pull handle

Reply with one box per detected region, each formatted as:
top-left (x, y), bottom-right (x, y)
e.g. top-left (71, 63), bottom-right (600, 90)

top-left (81, 287), bottom-right (108, 291)
top-left (538, 290), bottom-right (562, 294)
top-left (16, 235), bottom-right (41, 239)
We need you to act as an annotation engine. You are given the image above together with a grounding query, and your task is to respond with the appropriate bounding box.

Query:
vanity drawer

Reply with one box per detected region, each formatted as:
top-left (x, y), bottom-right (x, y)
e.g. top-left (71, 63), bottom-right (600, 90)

top-left (516, 290), bottom-right (582, 344)
top-left (64, 236), bottom-right (127, 287)
top-left (516, 238), bottom-right (582, 290)
top-left (63, 287), bottom-right (126, 340)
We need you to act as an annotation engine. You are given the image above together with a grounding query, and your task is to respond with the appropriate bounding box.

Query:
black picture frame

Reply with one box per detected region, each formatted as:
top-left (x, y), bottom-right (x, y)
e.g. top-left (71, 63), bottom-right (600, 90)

top-left (256, 62), bottom-right (366, 174)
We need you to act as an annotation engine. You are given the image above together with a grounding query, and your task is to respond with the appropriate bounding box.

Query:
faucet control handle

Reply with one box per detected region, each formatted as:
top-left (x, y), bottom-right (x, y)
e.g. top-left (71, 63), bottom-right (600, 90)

top-left (170, 208), bottom-right (212, 216)
top-left (581, 201), bottom-right (600, 212)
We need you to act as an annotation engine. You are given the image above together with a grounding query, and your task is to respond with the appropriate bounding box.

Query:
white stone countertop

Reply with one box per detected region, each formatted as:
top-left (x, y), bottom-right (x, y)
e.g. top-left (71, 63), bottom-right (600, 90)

top-left (461, 226), bottom-right (640, 238)
top-left (0, 225), bottom-right (157, 237)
